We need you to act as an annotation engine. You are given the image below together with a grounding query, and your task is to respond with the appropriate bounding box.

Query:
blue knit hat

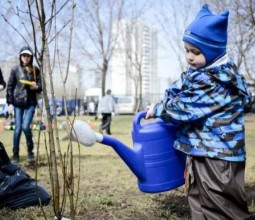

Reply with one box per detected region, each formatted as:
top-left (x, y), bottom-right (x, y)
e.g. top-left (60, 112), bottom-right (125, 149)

top-left (183, 5), bottom-right (229, 65)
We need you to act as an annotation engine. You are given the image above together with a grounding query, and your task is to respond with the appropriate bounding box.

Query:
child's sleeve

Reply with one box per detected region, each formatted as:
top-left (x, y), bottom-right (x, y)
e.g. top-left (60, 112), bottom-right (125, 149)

top-left (154, 72), bottom-right (231, 124)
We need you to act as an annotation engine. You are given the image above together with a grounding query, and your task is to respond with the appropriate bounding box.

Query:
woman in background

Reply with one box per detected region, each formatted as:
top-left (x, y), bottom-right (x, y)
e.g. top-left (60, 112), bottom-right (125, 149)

top-left (6, 46), bottom-right (42, 164)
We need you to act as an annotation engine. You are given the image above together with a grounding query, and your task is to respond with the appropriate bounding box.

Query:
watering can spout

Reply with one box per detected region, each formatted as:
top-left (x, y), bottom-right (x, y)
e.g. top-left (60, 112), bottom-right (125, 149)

top-left (101, 135), bottom-right (146, 182)
top-left (71, 120), bottom-right (146, 182)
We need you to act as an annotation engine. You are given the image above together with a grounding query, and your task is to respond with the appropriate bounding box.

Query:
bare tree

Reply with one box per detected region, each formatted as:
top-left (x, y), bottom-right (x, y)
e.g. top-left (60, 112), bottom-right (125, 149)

top-left (206, 0), bottom-right (255, 98)
top-left (156, 0), bottom-right (255, 86)
top-left (75, 0), bottom-right (124, 97)
top-left (111, 0), bottom-right (155, 112)
top-left (155, 1), bottom-right (198, 74)
top-left (207, 0), bottom-right (255, 73)
top-left (116, 19), bottom-right (151, 112)
top-left (2, 1), bottom-right (79, 219)
top-left (230, 0), bottom-right (255, 78)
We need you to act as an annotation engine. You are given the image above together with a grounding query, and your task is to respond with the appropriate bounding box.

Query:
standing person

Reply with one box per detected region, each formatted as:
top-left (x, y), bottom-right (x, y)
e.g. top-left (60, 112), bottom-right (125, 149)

top-left (82, 98), bottom-right (88, 115)
top-left (146, 5), bottom-right (251, 220)
top-left (6, 46), bottom-right (42, 164)
top-left (97, 89), bottom-right (116, 135)
top-left (0, 68), bottom-right (6, 91)
top-left (0, 68), bottom-right (6, 117)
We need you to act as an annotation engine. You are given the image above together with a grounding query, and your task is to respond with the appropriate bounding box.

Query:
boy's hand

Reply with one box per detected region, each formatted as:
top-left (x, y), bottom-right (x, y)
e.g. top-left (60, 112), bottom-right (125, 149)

top-left (145, 104), bottom-right (155, 120)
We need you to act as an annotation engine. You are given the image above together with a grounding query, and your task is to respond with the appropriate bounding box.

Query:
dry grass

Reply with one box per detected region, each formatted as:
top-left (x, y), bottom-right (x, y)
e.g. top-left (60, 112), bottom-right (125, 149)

top-left (0, 114), bottom-right (254, 219)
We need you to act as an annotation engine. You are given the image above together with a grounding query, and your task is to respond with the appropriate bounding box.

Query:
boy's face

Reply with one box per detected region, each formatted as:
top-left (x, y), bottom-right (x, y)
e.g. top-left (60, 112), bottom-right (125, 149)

top-left (184, 42), bottom-right (206, 69)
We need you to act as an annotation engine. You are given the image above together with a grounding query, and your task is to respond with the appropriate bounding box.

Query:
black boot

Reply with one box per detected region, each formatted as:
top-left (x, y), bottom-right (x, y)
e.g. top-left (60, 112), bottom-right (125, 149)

top-left (27, 141), bottom-right (35, 163)
top-left (11, 152), bottom-right (19, 165)
top-left (106, 127), bottom-right (112, 135)
top-left (27, 151), bottom-right (35, 163)
top-left (27, 141), bottom-right (35, 162)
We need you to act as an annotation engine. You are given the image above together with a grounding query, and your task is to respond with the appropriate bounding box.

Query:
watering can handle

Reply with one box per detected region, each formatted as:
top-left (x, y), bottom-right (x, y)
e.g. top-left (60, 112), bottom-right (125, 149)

top-left (133, 111), bottom-right (147, 132)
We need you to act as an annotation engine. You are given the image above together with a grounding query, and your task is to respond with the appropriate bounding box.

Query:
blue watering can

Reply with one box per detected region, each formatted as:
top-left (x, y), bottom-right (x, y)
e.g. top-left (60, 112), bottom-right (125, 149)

top-left (72, 111), bottom-right (186, 193)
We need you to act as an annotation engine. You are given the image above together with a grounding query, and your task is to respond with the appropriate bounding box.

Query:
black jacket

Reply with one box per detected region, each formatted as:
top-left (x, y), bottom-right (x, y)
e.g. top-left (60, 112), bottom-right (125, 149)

top-left (6, 65), bottom-right (42, 107)
top-left (0, 68), bottom-right (6, 90)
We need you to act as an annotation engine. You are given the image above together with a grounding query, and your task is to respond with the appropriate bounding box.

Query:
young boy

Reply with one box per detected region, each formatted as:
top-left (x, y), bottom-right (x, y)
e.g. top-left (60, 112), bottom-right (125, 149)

top-left (146, 5), bottom-right (251, 220)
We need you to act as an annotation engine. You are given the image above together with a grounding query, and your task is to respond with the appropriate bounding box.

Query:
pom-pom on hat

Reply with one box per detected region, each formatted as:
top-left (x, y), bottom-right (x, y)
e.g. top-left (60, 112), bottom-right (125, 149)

top-left (183, 5), bottom-right (229, 65)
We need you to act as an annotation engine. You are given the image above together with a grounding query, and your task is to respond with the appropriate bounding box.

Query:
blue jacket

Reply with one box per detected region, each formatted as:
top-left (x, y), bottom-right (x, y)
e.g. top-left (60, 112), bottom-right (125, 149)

top-left (153, 56), bottom-right (251, 162)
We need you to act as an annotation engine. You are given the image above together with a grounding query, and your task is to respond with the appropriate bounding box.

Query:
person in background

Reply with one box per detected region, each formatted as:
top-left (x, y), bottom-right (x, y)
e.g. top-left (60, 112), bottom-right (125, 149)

top-left (6, 46), bottom-right (42, 164)
top-left (146, 5), bottom-right (251, 220)
top-left (0, 68), bottom-right (7, 117)
top-left (0, 68), bottom-right (6, 92)
top-left (97, 89), bottom-right (116, 135)
top-left (82, 98), bottom-right (88, 115)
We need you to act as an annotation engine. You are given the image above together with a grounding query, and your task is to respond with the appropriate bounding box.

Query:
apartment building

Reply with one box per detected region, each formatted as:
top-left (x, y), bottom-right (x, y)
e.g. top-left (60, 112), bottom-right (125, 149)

top-left (111, 19), bottom-right (158, 102)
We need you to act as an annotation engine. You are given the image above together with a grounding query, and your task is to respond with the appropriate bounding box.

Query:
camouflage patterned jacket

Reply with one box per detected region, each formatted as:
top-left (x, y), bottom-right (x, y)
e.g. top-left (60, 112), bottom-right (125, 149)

top-left (153, 55), bottom-right (251, 161)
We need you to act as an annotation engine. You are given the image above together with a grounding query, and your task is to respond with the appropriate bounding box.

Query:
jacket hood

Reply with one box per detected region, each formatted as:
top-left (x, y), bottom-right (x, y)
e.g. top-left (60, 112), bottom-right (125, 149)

top-left (19, 46), bottom-right (33, 66)
top-left (206, 56), bottom-right (250, 105)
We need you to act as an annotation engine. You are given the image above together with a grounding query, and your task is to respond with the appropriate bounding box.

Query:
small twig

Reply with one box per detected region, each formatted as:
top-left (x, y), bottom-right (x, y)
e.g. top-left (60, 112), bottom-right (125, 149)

top-left (1, 14), bottom-right (30, 46)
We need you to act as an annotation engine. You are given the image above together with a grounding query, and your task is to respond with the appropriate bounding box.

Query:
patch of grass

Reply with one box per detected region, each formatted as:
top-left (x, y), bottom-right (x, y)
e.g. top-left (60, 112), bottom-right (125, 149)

top-left (0, 114), bottom-right (254, 219)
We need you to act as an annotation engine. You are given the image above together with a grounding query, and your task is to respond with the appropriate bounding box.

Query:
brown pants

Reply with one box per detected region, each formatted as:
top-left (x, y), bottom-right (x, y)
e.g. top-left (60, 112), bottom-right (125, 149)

top-left (188, 157), bottom-right (249, 220)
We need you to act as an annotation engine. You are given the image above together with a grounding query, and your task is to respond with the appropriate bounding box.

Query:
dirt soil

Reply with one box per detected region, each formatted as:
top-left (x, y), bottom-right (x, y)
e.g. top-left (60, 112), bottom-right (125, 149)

top-left (73, 184), bottom-right (255, 220)
top-left (72, 182), bottom-right (255, 220)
